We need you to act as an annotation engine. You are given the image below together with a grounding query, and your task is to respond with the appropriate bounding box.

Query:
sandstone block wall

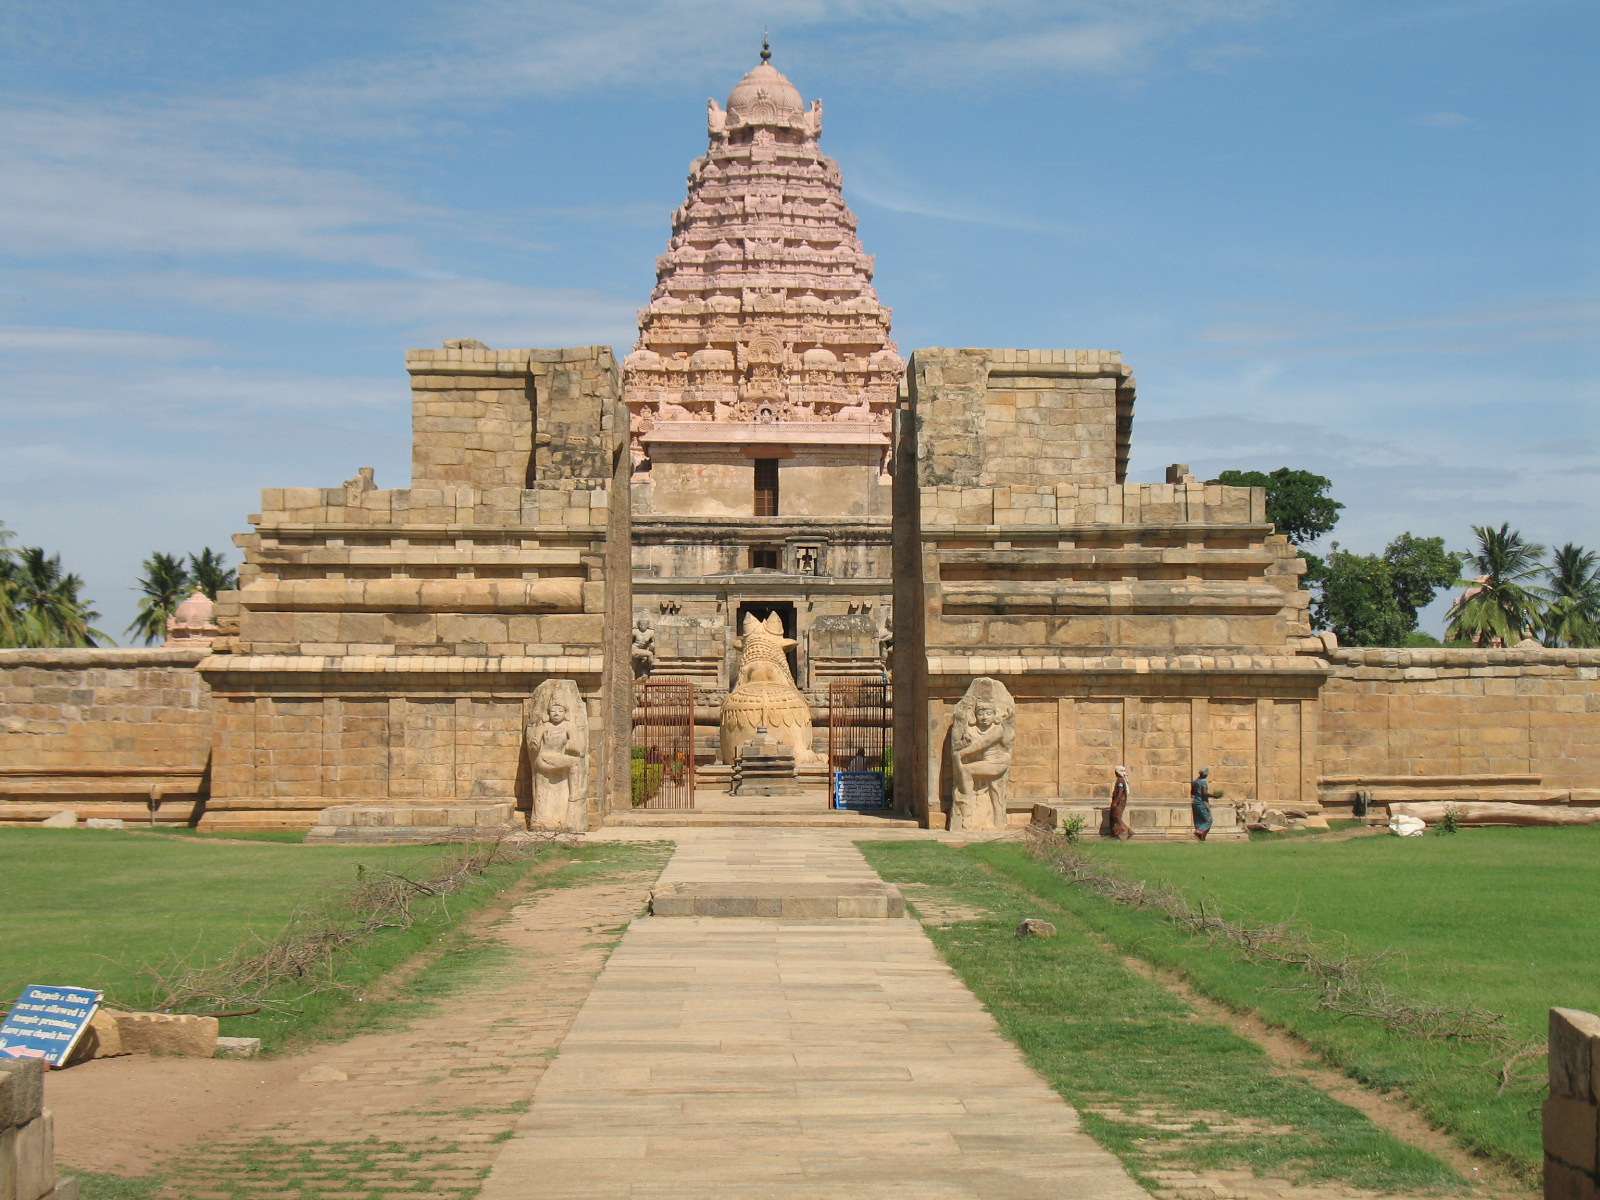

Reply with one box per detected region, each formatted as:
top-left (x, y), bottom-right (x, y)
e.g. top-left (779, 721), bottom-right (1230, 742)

top-left (895, 347), bottom-right (1321, 827)
top-left (198, 344), bottom-right (631, 830)
top-left (1319, 647), bottom-right (1600, 807)
top-left (0, 649), bottom-right (211, 824)
top-left (1546, 1008), bottom-right (1600, 1200)
top-left (907, 349), bottom-right (1134, 489)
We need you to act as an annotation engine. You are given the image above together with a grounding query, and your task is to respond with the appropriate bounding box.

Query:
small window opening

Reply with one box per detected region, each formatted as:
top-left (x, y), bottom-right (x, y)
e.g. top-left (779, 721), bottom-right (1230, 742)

top-left (749, 545), bottom-right (781, 571)
top-left (754, 458), bottom-right (779, 516)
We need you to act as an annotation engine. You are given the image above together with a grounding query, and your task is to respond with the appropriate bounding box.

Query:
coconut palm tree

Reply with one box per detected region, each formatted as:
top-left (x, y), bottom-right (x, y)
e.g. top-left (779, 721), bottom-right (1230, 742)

top-left (1444, 523), bottom-right (1548, 647)
top-left (188, 547), bottom-right (237, 598)
top-left (127, 551), bottom-right (193, 645)
top-left (1540, 543), bottom-right (1600, 648)
top-left (9, 547), bottom-right (107, 647)
top-left (0, 522), bottom-right (20, 647)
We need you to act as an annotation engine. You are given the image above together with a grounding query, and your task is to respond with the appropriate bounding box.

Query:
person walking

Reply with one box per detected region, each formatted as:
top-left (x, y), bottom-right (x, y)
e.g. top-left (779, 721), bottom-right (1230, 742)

top-left (1191, 767), bottom-right (1213, 841)
top-left (1108, 765), bottom-right (1133, 840)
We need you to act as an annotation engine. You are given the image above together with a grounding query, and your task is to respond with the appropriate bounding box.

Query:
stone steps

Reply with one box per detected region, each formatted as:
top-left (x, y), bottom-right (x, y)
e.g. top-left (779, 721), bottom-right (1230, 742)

top-left (649, 880), bottom-right (907, 918)
top-left (603, 808), bottom-right (918, 829)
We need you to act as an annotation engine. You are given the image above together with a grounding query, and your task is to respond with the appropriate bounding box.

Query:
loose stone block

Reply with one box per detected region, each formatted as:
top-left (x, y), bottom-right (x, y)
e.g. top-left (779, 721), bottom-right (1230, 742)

top-left (114, 1013), bottom-right (219, 1058)
top-left (214, 1036), bottom-right (263, 1060)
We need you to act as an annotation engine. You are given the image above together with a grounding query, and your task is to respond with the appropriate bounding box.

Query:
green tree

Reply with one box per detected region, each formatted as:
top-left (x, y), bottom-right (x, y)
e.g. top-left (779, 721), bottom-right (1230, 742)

top-left (1540, 543), bottom-right (1600, 648)
top-left (7, 546), bottom-right (107, 647)
top-left (1312, 533), bottom-right (1460, 646)
top-left (188, 547), bottom-right (237, 598)
top-left (0, 522), bottom-right (20, 647)
top-left (1444, 523), bottom-right (1547, 647)
top-left (1211, 467), bottom-right (1344, 547)
top-left (127, 551), bottom-right (193, 645)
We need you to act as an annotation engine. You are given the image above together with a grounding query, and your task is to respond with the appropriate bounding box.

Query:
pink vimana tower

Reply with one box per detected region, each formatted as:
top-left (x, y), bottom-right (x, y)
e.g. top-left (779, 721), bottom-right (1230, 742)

top-left (627, 49), bottom-right (903, 704)
top-left (623, 49), bottom-right (905, 473)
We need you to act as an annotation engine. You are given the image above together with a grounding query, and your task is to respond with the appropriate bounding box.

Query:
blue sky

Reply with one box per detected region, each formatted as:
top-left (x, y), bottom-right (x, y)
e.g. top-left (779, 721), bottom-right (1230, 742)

top-left (1, 0), bottom-right (1595, 641)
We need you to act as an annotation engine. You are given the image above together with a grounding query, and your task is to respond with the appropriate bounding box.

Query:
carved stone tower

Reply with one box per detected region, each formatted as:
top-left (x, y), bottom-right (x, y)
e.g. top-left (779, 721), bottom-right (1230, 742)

top-left (627, 53), bottom-right (901, 725)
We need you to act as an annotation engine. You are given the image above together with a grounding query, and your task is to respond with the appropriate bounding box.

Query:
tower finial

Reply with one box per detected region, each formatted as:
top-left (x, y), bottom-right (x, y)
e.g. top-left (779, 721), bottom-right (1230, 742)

top-left (760, 31), bottom-right (771, 62)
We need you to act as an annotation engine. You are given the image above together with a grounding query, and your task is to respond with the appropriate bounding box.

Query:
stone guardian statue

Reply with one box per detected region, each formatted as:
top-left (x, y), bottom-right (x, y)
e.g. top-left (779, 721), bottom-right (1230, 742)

top-left (948, 677), bottom-right (1015, 831)
top-left (719, 612), bottom-right (820, 765)
top-left (525, 679), bottom-right (588, 831)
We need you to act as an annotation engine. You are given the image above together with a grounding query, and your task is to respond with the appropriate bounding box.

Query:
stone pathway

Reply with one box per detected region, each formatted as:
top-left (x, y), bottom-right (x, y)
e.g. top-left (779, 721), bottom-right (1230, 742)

top-left (163, 856), bottom-right (664, 1199)
top-left (479, 830), bottom-right (1152, 1200)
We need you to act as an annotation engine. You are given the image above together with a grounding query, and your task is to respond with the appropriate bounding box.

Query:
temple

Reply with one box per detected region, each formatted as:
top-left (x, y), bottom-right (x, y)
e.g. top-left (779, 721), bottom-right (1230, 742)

top-left (1, 52), bottom-right (1596, 838)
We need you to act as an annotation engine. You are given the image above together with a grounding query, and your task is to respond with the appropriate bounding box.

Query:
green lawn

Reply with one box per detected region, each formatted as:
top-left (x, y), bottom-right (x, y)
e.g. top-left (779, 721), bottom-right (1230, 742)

top-left (860, 841), bottom-right (1463, 1195)
top-left (965, 827), bottom-right (1600, 1178)
top-left (1086, 826), bottom-right (1600, 1030)
top-left (0, 828), bottom-right (530, 1048)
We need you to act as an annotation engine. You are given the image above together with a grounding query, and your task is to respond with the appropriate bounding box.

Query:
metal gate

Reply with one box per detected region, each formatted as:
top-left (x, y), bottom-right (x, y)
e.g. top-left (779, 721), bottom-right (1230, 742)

top-left (633, 678), bottom-right (695, 809)
top-left (827, 678), bottom-right (890, 809)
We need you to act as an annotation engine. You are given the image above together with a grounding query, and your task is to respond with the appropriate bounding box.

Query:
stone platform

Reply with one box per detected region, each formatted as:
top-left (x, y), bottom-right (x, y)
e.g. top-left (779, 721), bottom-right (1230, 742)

top-left (304, 802), bottom-right (523, 844)
top-left (1029, 800), bottom-right (1248, 841)
top-left (650, 880), bottom-right (906, 918)
top-left (606, 784), bottom-right (917, 830)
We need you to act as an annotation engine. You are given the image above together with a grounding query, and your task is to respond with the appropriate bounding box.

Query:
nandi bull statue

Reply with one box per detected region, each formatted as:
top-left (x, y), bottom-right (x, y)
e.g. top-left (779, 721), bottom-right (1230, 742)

top-left (719, 612), bottom-right (821, 765)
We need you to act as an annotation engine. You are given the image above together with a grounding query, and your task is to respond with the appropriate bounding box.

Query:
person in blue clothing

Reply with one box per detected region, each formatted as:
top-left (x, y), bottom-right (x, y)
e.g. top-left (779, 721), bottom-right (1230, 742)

top-left (1190, 767), bottom-right (1213, 841)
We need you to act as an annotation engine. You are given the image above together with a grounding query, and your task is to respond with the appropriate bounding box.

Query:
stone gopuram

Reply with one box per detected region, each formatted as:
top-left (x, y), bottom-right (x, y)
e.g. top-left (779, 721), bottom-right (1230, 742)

top-left (1, 52), bottom-right (1597, 836)
top-left (626, 54), bottom-right (899, 745)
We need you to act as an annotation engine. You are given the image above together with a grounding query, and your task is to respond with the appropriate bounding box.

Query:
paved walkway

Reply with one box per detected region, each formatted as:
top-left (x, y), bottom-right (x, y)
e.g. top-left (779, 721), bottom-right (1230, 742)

top-left (480, 830), bottom-right (1151, 1200)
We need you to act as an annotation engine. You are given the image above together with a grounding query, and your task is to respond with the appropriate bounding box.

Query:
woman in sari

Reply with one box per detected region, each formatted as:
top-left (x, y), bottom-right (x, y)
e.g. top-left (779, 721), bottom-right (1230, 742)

top-left (1108, 765), bottom-right (1132, 840)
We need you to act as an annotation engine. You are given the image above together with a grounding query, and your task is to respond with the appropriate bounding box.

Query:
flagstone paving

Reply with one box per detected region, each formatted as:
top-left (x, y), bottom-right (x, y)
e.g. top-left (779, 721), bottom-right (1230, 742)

top-left (479, 830), bottom-right (1153, 1200)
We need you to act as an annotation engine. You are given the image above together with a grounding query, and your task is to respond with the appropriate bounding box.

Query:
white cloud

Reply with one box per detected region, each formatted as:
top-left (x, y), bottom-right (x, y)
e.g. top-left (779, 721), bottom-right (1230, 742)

top-left (1196, 300), bottom-right (1600, 358)
top-left (17, 272), bottom-right (643, 347)
top-left (0, 325), bottom-right (216, 358)
top-left (0, 104), bottom-right (432, 265)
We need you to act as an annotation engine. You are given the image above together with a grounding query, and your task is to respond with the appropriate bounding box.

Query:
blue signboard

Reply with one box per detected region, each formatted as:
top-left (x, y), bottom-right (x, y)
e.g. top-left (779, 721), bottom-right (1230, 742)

top-left (0, 985), bottom-right (103, 1067)
top-left (833, 770), bottom-right (887, 810)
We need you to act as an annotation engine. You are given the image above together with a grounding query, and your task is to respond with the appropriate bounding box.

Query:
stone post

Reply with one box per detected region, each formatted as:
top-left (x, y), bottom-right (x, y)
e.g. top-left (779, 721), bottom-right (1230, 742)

top-left (0, 1058), bottom-right (77, 1200)
top-left (1546, 1008), bottom-right (1600, 1200)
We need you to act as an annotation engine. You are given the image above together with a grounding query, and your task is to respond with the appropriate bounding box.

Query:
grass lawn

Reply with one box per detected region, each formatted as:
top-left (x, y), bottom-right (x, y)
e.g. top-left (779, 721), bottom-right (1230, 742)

top-left (968, 827), bottom-right (1600, 1179)
top-left (1088, 826), bottom-right (1600, 1031)
top-left (0, 827), bottom-right (540, 1049)
top-left (860, 841), bottom-right (1464, 1195)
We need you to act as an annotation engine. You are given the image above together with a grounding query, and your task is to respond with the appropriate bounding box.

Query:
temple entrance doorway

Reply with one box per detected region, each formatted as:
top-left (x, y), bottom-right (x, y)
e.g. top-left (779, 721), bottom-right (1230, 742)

top-left (734, 600), bottom-right (798, 684)
top-left (632, 678), bottom-right (696, 810)
top-left (827, 679), bottom-right (891, 811)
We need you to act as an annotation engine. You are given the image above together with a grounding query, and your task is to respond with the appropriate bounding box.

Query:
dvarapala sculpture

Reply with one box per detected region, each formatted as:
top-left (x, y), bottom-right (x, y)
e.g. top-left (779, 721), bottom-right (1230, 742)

top-left (719, 612), bottom-right (820, 765)
top-left (526, 678), bottom-right (588, 831)
top-left (948, 677), bottom-right (1015, 831)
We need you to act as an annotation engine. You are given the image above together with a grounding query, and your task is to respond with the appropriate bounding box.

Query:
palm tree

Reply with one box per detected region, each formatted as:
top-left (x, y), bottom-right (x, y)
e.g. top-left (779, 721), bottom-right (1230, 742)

top-left (1444, 523), bottom-right (1548, 647)
top-left (127, 552), bottom-right (193, 645)
top-left (0, 522), bottom-right (20, 647)
top-left (10, 547), bottom-right (107, 647)
top-left (188, 547), bottom-right (237, 598)
top-left (1541, 543), bottom-right (1600, 648)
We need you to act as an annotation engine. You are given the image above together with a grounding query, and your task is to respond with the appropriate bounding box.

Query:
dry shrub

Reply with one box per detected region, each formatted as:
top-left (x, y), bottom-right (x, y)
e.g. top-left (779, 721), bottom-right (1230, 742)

top-left (134, 835), bottom-right (551, 1017)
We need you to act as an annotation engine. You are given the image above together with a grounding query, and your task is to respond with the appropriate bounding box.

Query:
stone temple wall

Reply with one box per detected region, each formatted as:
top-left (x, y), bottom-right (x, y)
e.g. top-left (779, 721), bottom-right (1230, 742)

top-left (193, 344), bottom-right (630, 831)
top-left (0, 649), bottom-right (212, 824)
top-left (895, 347), bottom-right (1321, 833)
top-left (1318, 647), bottom-right (1600, 811)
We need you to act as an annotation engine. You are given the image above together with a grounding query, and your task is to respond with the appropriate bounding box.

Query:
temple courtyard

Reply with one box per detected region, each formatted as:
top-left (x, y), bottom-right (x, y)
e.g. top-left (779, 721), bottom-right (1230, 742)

top-left (10, 821), bottom-right (1592, 1199)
